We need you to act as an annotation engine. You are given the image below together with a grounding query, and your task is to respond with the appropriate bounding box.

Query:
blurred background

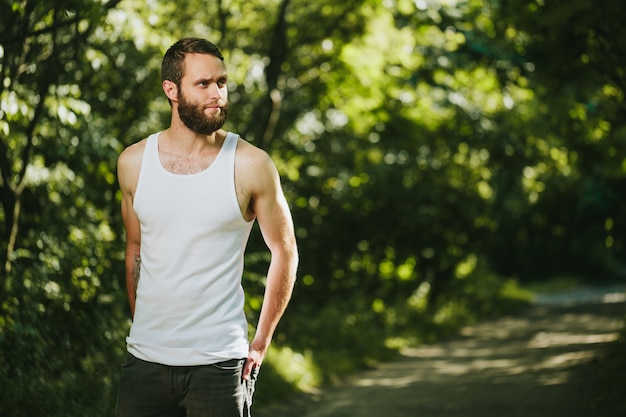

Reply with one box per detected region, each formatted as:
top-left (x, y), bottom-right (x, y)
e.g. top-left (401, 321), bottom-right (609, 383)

top-left (1, 0), bottom-right (625, 415)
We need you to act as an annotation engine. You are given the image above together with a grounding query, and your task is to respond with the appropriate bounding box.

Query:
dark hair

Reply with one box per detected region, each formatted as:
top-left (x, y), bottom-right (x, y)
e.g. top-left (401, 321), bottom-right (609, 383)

top-left (161, 37), bottom-right (224, 86)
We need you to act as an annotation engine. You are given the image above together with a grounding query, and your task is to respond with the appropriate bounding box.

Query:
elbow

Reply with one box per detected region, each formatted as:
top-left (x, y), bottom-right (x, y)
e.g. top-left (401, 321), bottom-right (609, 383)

top-left (288, 241), bottom-right (299, 270)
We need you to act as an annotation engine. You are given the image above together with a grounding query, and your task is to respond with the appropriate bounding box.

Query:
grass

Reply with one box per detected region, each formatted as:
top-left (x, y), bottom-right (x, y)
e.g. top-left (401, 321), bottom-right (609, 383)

top-left (521, 274), bottom-right (586, 294)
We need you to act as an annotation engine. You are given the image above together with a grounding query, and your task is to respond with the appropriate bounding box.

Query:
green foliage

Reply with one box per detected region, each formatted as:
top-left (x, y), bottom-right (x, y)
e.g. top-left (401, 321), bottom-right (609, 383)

top-left (433, 265), bottom-right (533, 327)
top-left (1, 0), bottom-right (625, 414)
top-left (521, 274), bottom-right (586, 295)
top-left (484, 0), bottom-right (626, 277)
top-left (254, 344), bottom-right (321, 404)
top-left (0, 0), bottom-right (156, 415)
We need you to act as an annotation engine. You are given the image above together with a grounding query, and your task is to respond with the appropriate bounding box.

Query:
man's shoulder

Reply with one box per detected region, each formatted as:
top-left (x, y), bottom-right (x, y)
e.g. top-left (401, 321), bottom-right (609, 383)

top-left (234, 136), bottom-right (273, 165)
top-left (119, 137), bottom-right (150, 165)
top-left (234, 137), bottom-right (280, 195)
top-left (117, 136), bottom-right (152, 189)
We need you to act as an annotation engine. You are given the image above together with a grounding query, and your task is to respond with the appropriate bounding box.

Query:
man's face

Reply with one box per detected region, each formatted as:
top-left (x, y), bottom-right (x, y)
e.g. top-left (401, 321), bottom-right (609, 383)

top-left (177, 87), bottom-right (228, 135)
top-left (176, 53), bottom-right (229, 135)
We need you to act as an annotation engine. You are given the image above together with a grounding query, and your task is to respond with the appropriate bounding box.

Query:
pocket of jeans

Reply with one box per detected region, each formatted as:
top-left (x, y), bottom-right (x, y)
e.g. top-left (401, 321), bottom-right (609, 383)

top-left (121, 352), bottom-right (137, 368)
top-left (212, 358), bottom-right (245, 371)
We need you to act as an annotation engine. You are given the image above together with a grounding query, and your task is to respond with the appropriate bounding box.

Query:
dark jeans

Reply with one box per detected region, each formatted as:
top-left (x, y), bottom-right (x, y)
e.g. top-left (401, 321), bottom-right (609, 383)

top-left (116, 353), bottom-right (256, 417)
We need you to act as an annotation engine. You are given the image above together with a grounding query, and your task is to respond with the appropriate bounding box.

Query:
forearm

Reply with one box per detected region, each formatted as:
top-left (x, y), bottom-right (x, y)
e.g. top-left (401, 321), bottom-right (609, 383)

top-left (252, 250), bottom-right (298, 351)
top-left (125, 251), bottom-right (141, 317)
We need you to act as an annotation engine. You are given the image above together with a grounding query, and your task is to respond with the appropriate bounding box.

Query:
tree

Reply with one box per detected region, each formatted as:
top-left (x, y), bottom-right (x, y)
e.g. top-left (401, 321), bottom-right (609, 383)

top-left (484, 0), bottom-right (626, 277)
top-left (0, 1), bottom-right (160, 414)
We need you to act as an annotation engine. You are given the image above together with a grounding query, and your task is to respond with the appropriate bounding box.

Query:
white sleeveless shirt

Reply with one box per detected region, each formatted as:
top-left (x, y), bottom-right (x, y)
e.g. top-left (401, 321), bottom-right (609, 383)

top-left (127, 132), bottom-right (254, 366)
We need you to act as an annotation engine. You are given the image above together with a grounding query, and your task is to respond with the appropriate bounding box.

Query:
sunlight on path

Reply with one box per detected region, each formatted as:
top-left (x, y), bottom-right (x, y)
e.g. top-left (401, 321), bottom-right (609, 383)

top-left (255, 285), bottom-right (626, 417)
top-left (533, 284), bottom-right (626, 306)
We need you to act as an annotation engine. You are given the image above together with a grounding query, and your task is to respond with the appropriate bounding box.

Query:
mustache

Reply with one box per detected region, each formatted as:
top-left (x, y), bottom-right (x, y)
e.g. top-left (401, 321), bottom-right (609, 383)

top-left (205, 100), bottom-right (227, 108)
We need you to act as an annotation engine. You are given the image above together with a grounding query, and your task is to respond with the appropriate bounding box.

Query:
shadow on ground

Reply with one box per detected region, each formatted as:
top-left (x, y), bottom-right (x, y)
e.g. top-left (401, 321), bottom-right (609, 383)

top-left (255, 286), bottom-right (626, 417)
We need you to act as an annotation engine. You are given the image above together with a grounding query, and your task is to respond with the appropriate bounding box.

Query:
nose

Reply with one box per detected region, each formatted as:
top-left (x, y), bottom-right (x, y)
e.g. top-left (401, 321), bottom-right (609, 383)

top-left (207, 82), bottom-right (224, 100)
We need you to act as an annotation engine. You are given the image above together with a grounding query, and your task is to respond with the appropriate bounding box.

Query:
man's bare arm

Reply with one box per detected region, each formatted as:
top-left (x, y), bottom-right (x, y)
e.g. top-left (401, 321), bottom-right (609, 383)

top-left (118, 141), bottom-right (144, 318)
top-left (242, 149), bottom-right (298, 379)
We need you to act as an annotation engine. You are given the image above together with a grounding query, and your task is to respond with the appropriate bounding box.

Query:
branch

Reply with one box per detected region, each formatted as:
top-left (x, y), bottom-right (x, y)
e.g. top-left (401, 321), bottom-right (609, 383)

top-left (252, 0), bottom-right (290, 149)
top-left (1, 0), bottom-right (122, 46)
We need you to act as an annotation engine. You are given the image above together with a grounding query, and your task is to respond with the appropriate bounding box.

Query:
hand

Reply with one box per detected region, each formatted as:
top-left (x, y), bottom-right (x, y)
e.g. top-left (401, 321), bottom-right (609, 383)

top-left (242, 346), bottom-right (264, 381)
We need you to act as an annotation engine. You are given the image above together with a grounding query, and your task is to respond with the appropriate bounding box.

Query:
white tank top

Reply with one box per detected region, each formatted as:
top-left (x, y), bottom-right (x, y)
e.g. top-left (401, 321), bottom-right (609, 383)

top-left (127, 131), bottom-right (254, 366)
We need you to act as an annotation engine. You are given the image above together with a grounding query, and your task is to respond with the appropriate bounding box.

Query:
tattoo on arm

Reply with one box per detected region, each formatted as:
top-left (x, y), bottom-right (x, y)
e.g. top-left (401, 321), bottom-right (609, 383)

top-left (132, 255), bottom-right (141, 297)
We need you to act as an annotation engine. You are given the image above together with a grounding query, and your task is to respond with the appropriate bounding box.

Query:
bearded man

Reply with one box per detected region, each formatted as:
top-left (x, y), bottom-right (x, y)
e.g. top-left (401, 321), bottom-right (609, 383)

top-left (115, 37), bottom-right (298, 417)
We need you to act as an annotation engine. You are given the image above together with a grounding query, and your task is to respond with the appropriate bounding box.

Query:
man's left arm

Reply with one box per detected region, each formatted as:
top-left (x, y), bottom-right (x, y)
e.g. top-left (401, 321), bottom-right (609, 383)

top-left (244, 152), bottom-right (298, 380)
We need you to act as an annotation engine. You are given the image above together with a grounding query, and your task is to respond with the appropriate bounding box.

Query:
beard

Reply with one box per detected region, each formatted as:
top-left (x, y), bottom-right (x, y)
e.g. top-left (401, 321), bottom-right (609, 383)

top-left (177, 90), bottom-right (228, 135)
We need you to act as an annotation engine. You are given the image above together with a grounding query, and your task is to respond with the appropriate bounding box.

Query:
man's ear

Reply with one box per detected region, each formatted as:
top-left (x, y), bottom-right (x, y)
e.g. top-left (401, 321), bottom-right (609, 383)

top-left (163, 80), bottom-right (178, 102)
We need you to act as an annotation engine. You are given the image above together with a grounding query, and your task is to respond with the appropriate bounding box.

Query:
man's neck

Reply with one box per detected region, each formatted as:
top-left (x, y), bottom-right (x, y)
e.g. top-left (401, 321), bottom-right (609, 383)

top-left (163, 121), bottom-right (225, 153)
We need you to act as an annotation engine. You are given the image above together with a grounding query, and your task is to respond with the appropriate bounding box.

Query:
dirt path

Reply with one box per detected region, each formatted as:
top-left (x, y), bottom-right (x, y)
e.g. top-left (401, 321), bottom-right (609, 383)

top-left (255, 286), bottom-right (626, 417)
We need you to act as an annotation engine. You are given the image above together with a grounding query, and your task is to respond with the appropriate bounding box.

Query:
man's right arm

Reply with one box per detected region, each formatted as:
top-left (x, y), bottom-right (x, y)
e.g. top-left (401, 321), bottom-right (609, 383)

top-left (117, 142), bottom-right (144, 318)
